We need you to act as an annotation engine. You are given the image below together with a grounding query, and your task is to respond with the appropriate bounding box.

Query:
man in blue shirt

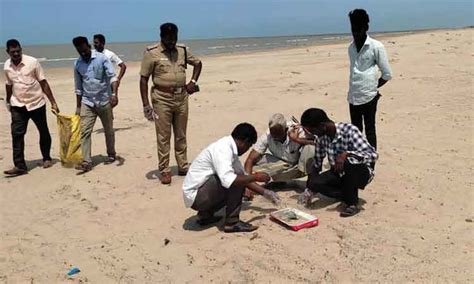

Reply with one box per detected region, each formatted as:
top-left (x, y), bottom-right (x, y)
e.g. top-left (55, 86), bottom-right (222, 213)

top-left (72, 36), bottom-right (118, 172)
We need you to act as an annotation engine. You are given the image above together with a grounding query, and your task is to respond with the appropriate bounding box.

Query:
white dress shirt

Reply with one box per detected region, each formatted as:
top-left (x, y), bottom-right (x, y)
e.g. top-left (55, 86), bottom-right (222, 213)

top-left (253, 121), bottom-right (304, 165)
top-left (183, 136), bottom-right (245, 207)
top-left (348, 35), bottom-right (392, 105)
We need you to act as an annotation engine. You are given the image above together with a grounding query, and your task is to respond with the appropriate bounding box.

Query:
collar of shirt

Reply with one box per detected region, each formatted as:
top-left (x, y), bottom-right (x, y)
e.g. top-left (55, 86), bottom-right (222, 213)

top-left (349, 34), bottom-right (372, 52)
top-left (77, 51), bottom-right (98, 64)
top-left (8, 57), bottom-right (26, 69)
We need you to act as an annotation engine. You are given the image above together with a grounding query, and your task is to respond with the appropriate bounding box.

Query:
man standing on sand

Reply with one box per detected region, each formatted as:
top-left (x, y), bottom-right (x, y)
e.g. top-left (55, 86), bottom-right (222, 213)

top-left (3, 39), bottom-right (60, 176)
top-left (297, 108), bottom-right (378, 217)
top-left (183, 123), bottom-right (281, 233)
top-left (139, 23), bottom-right (202, 185)
top-left (347, 9), bottom-right (392, 150)
top-left (93, 34), bottom-right (127, 96)
top-left (72, 36), bottom-right (118, 172)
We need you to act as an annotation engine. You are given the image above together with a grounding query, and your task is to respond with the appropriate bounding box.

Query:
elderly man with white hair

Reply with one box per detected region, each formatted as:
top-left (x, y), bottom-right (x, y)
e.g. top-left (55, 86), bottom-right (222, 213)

top-left (243, 113), bottom-right (315, 198)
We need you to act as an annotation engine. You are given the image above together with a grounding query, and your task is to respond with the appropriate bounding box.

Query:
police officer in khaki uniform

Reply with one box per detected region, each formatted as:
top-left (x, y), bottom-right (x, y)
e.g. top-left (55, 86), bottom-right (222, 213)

top-left (139, 23), bottom-right (202, 185)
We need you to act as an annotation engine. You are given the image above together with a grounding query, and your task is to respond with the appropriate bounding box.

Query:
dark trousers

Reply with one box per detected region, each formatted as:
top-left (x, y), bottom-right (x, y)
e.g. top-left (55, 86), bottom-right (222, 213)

top-left (349, 94), bottom-right (380, 149)
top-left (191, 175), bottom-right (245, 225)
top-left (307, 162), bottom-right (371, 206)
top-left (11, 105), bottom-right (52, 170)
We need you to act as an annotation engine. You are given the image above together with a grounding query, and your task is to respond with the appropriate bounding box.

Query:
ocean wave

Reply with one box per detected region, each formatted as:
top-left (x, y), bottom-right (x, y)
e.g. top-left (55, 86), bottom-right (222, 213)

top-left (208, 45), bottom-right (226, 49)
top-left (286, 38), bottom-right (309, 43)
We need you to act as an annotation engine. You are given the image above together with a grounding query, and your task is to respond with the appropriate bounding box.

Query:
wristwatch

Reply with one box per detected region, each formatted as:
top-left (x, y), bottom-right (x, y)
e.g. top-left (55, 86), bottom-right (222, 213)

top-left (191, 79), bottom-right (197, 84)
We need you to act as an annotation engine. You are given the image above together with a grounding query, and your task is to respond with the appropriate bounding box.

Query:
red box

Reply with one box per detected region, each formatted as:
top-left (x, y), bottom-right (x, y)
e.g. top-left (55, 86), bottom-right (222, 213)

top-left (270, 208), bottom-right (319, 231)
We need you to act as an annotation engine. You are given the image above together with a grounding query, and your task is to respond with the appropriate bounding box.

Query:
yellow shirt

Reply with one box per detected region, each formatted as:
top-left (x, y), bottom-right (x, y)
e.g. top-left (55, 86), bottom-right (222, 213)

top-left (140, 43), bottom-right (201, 88)
top-left (4, 54), bottom-right (47, 111)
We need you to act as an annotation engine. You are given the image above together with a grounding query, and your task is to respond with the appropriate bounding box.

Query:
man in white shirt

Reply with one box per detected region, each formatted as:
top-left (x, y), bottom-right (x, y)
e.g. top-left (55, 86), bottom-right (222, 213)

top-left (243, 113), bottom-right (315, 199)
top-left (183, 123), bottom-right (281, 233)
top-left (93, 34), bottom-right (127, 95)
top-left (347, 9), bottom-right (392, 149)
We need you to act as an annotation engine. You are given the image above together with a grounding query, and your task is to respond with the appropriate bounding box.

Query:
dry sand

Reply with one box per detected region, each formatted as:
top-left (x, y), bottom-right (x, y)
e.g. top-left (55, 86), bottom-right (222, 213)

top-left (0, 28), bottom-right (473, 283)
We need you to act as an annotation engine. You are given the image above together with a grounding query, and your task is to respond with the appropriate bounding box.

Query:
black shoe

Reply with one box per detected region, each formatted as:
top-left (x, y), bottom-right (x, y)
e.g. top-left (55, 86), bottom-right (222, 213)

top-left (340, 205), bottom-right (360, 217)
top-left (224, 221), bottom-right (258, 233)
top-left (4, 167), bottom-right (28, 177)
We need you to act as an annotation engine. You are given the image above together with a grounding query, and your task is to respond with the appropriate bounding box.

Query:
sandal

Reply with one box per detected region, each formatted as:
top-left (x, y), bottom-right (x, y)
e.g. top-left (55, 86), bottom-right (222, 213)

top-left (75, 161), bottom-right (92, 172)
top-left (224, 221), bottom-right (258, 233)
top-left (104, 155), bottom-right (116, 165)
top-left (340, 205), bottom-right (360, 217)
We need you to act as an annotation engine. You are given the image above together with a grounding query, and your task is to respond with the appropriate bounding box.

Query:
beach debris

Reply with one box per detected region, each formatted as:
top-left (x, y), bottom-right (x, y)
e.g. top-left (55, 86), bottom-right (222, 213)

top-left (388, 41), bottom-right (396, 44)
top-left (67, 267), bottom-right (80, 276)
top-left (324, 92), bottom-right (328, 96)
top-left (291, 71), bottom-right (301, 75)
top-left (465, 218), bottom-right (473, 223)
top-left (222, 79), bottom-right (240, 85)
top-left (164, 238), bottom-right (170, 246)
top-left (250, 232), bottom-right (259, 240)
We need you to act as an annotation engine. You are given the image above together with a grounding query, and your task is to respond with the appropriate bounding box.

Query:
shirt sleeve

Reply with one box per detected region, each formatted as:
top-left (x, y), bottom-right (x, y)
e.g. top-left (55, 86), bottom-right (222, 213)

top-left (185, 47), bottom-right (201, 66)
top-left (4, 70), bottom-right (13, 85)
top-left (34, 60), bottom-right (46, 82)
top-left (74, 63), bottom-right (83, 96)
top-left (253, 133), bottom-right (269, 154)
top-left (110, 51), bottom-right (123, 65)
top-left (375, 44), bottom-right (392, 81)
top-left (211, 146), bottom-right (238, 189)
top-left (313, 140), bottom-right (326, 172)
top-left (139, 50), bottom-right (154, 78)
top-left (346, 125), bottom-right (378, 165)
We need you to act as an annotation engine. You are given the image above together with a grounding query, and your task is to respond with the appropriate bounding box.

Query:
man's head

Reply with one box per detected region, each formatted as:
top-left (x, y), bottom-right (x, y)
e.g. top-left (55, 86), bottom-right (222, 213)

top-left (348, 9), bottom-right (369, 43)
top-left (93, 34), bottom-right (106, 52)
top-left (160, 22), bottom-right (178, 51)
top-left (300, 108), bottom-right (332, 137)
top-left (6, 39), bottom-right (22, 63)
top-left (73, 36), bottom-right (92, 61)
top-left (231, 123), bottom-right (258, 156)
top-left (268, 113), bottom-right (287, 142)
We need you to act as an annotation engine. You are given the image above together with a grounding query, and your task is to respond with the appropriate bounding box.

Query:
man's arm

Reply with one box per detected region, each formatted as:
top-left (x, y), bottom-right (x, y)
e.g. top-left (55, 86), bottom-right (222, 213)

top-left (39, 80), bottom-right (59, 113)
top-left (140, 76), bottom-right (151, 107)
top-left (288, 126), bottom-right (316, 146)
top-left (117, 62), bottom-right (127, 82)
top-left (185, 48), bottom-right (202, 94)
top-left (74, 65), bottom-right (83, 115)
top-left (5, 84), bottom-right (12, 111)
top-left (376, 45), bottom-right (392, 88)
top-left (244, 149), bottom-right (263, 175)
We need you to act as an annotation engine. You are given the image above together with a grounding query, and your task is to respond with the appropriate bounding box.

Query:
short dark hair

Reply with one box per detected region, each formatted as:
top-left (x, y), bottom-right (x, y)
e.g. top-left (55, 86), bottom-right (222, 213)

top-left (300, 108), bottom-right (331, 128)
top-left (160, 23), bottom-right (178, 37)
top-left (348, 9), bottom-right (370, 28)
top-left (72, 36), bottom-right (89, 47)
top-left (231, 123), bottom-right (257, 144)
top-left (6, 39), bottom-right (21, 50)
top-left (93, 34), bottom-right (106, 44)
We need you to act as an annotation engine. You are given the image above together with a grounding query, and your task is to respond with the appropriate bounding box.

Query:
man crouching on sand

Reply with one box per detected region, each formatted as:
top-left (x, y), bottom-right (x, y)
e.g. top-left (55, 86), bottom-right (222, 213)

top-left (183, 123), bottom-right (281, 233)
top-left (297, 108), bottom-right (378, 217)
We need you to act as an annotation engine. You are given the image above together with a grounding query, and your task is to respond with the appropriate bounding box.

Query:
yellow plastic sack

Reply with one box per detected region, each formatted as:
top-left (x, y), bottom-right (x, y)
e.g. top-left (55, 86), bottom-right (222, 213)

top-left (56, 114), bottom-right (82, 167)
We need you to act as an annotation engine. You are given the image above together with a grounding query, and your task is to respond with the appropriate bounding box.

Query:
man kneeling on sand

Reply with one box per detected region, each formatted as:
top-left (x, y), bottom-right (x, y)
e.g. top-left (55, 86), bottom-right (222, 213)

top-left (243, 113), bottom-right (315, 199)
top-left (297, 108), bottom-right (378, 217)
top-left (183, 123), bottom-right (281, 233)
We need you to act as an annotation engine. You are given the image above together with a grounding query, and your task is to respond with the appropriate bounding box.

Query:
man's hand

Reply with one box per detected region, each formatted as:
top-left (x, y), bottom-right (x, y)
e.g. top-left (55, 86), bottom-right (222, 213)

top-left (51, 103), bottom-right (59, 114)
top-left (109, 95), bottom-right (118, 108)
top-left (334, 152), bottom-right (348, 173)
top-left (253, 172), bottom-right (271, 183)
top-left (116, 80), bottom-right (121, 88)
top-left (75, 107), bottom-right (81, 116)
top-left (5, 101), bottom-right (11, 112)
top-left (288, 127), bottom-right (299, 142)
top-left (263, 189), bottom-right (282, 205)
top-left (143, 105), bottom-right (157, 121)
top-left (185, 81), bottom-right (197, 94)
top-left (297, 188), bottom-right (314, 206)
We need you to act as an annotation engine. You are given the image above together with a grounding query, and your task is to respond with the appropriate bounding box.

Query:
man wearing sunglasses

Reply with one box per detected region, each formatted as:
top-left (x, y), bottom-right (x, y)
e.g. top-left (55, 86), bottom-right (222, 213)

top-left (297, 108), bottom-right (378, 217)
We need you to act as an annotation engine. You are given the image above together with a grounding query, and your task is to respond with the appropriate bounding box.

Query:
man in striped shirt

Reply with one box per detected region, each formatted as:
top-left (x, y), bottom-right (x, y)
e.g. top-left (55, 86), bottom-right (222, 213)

top-left (297, 108), bottom-right (378, 217)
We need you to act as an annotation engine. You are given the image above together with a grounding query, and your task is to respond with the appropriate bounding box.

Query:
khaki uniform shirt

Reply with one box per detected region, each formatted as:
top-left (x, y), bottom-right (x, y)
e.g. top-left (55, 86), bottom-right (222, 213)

top-left (140, 43), bottom-right (201, 88)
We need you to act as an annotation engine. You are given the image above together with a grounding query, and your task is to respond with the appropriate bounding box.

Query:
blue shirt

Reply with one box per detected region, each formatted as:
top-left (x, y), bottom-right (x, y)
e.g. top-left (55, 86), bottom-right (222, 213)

top-left (74, 51), bottom-right (116, 107)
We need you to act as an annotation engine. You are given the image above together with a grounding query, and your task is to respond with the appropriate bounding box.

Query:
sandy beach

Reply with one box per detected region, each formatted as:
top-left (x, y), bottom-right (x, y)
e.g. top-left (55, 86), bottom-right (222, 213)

top-left (0, 28), bottom-right (472, 283)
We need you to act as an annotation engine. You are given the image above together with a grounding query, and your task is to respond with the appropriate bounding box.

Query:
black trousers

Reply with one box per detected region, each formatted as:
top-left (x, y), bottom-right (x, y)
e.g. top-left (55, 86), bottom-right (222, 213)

top-left (191, 175), bottom-right (245, 225)
top-left (11, 105), bottom-right (52, 170)
top-left (307, 162), bottom-right (371, 206)
top-left (349, 94), bottom-right (380, 149)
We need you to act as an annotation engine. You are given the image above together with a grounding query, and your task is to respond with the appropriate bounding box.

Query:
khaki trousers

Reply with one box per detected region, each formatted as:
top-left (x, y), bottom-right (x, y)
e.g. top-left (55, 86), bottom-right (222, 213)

top-left (151, 89), bottom-right (189, 174)
top-left (254, 145), bottom-right (315, 181)
top-left (80, 103), bottom-right (115, 163)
